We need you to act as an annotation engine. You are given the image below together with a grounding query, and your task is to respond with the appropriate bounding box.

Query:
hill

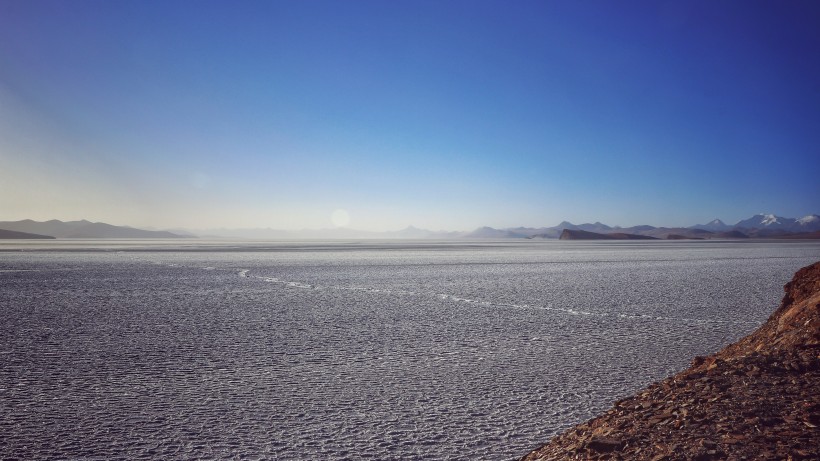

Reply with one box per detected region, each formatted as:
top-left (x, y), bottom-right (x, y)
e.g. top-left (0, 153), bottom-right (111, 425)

top-left (0, 229), bottom-right (55, 239)
top-left (559, 229), bottom-right (659, 240)
top-left (0, 220), bottom-right (189, 239)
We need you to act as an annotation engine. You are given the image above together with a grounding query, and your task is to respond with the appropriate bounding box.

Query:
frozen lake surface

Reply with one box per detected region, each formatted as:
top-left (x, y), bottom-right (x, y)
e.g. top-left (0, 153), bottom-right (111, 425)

top-left (1, 239), bottom-right (819, 460)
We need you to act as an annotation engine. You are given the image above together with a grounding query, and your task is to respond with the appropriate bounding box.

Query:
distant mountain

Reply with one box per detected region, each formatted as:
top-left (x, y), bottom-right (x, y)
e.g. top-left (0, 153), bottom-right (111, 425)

top-left (385, 225), bottom-right (433, 239)
top-left (0, 228), bottom-right (56, 239)
top-left (515, 213), bottom-right (818, 240)
top-left (527, 221), bottom-right (623, 239)
top-left (486, 214), bottom-right (820, 240)
top-left (166, 214), bottom-right (820, 241)
top-left (555, 221), bottom-right (615, 233)
top-left (734, 214), bottom-right (794, 230)
top-left (621, 225), bottom-right (658, 233)
top-left (0, 219), bottom-right (77, 237)
top-left (630, 227), bottom-right (715, 239)
top-left (382, 226), bottom-right (465, 239)
top-left (150, 227), bottom-right (199, 237)
top-left (462, 227), bottom-right (529, 239)
top-left (733, 214), bottom-right (820, 233)
top-left (797, 214), bottom-right (819, 225)
top-left (522, 228), bottom-right (563, 239)
top-left (690, 219), bottom-right (731, 232)
top-left (8, 213), bottom-right (818, 241)
top-left (507, 226), bottom-right (555, 237)
top-left (0, 220), bottom-right (189, 238)
top-left (795, 214), bottom-right (820, 230)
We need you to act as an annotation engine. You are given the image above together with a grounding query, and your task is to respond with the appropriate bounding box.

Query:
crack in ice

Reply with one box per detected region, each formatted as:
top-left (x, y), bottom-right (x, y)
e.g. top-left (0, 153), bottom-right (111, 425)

top-left (125, 257), bottom-right (761, 327)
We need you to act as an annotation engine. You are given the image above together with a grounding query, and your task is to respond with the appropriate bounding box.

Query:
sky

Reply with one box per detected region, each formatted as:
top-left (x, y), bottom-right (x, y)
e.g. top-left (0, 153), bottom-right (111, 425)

top-left (1, 0), bottom-right (818, 231)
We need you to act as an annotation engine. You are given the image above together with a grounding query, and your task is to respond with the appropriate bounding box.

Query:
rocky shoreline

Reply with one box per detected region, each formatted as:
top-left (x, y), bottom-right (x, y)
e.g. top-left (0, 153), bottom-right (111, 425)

top-left (520, 261), bottom-right (820, 461)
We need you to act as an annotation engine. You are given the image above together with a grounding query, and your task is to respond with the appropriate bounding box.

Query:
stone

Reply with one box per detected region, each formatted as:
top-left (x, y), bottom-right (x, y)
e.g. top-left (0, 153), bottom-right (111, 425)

top-left (586, 436), bottom-right (621, 453)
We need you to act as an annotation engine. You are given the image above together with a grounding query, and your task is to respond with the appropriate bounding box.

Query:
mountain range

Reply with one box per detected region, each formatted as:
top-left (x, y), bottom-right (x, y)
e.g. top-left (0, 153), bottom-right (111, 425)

top-left (0, 214), bottom-right (818, 239)
top-left (500, 214), bottom-right (820, 240)
top-left (0, 220), bottom-right (188, 239)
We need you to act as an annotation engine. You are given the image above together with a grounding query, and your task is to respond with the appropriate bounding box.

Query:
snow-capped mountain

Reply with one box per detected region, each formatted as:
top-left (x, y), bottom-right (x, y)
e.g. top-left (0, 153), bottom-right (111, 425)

top-left (797, 214), bottom-right (820, 226)
top-left (733, 214), bottom-right (820, 232)
top-left (735, 214), bottom-right (793, 229)
top-left (792, 214), bottom-right (820, 232)
top-left (761, 214), bottom-right (780, 225)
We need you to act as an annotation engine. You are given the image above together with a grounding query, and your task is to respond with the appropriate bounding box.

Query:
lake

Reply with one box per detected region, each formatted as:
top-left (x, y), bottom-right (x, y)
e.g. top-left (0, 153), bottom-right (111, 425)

top-left (1, 239), bottom-right (818, 460)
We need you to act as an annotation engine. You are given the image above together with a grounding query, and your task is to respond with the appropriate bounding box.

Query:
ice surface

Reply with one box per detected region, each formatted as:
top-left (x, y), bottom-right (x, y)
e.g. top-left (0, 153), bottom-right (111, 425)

top-left (1, 240), bottom-right (819, 460)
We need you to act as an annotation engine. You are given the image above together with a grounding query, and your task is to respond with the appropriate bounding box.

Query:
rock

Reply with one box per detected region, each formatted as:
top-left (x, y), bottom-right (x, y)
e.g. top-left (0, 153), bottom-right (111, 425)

top-left (586, 436), bottom-right (621, 452)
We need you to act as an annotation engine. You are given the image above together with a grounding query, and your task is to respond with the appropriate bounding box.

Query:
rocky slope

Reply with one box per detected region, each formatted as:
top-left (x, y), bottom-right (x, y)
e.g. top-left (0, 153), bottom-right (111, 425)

top-left (520, 261), bottom-right (820, 461)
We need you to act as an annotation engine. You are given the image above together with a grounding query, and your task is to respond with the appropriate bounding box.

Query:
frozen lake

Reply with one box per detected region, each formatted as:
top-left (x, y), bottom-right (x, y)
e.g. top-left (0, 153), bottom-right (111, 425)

top-left (1, 239), bottom-right (819, 460)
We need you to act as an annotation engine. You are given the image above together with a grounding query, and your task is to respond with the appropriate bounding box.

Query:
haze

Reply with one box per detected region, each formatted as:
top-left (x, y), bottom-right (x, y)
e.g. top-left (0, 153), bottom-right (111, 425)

top-left (1, 1), bottom-right (818, 231)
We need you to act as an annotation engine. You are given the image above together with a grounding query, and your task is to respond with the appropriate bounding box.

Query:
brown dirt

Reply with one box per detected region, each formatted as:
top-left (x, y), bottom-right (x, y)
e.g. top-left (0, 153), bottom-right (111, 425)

top-left (519, 261), bottom-right (820, 461)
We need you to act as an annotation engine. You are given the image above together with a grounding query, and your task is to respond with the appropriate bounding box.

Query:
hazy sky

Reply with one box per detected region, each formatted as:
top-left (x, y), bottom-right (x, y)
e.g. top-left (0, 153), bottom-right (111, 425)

top-left (1, 0), bottom-right (818, 231)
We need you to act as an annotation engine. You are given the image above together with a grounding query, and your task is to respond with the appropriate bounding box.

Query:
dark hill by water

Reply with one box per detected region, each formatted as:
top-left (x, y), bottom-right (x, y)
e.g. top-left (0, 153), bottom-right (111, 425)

top-left (0, 228), bottom-right (55, 239)
top-left (559, 229), bottom-right (659, 240)
top-left (0, 219), bottom-right (189, 239)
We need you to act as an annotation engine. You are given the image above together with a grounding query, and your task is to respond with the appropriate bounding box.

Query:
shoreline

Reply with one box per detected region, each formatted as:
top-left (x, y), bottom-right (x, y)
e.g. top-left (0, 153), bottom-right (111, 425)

top-left (519, 261), bottom-right (820, 460)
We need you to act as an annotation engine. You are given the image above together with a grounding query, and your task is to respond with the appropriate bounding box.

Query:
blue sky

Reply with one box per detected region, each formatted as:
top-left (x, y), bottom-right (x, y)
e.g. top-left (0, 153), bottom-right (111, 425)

top-left (1, 0), bottom-right (818, 231)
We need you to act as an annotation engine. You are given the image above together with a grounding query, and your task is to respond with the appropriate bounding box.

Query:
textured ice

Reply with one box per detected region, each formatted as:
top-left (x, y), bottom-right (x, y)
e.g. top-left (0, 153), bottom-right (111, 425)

top-left (1, 240), bottom-right (819, 460)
